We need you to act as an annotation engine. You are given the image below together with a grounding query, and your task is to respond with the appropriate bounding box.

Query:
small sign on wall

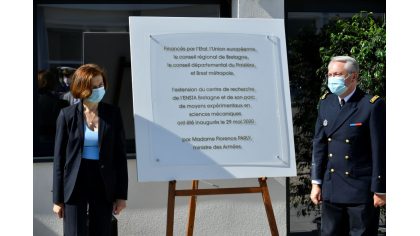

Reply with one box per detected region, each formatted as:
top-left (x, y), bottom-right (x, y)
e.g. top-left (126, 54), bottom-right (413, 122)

top-left (129, 17), bottom-right (296, 182)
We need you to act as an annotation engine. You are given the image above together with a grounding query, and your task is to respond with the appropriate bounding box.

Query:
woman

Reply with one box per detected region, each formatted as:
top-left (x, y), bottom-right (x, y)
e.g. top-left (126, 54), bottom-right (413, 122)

top-left (52, 64), bottom-right (128, 235)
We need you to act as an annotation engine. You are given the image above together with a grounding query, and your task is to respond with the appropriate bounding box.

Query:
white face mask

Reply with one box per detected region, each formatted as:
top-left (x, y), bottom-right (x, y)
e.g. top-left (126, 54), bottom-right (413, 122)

top-left (86, 87), bottom-right (106, 103)
top-left (63, 76), bottom-right (71, 86)
top-left (328, 76), bottom-right (348, 96)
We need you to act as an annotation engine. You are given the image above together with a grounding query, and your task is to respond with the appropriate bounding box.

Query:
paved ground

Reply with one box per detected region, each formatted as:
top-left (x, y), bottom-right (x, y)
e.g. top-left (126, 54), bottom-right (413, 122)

top-left (289, 206), bottom-right (319, 236)
top-left (290, 232), bottom-right (319, 236)
top-left (289, 206), bottom-right (386, 236)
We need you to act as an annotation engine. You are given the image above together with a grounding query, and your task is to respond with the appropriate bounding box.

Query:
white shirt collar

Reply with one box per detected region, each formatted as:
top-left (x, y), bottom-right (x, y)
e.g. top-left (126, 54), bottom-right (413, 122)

top-left (338, 87), bottom-right (356, 103)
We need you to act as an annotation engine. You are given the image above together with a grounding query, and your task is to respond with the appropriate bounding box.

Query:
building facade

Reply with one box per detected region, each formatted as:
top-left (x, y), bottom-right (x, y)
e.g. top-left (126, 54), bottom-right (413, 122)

top-left (33, 1), bottom-right (385, 235)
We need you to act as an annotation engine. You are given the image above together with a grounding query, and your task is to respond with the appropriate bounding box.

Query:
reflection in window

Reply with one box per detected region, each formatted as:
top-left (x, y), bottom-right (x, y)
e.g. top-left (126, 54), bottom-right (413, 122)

top-left (37, 69), bottom-right (70, 143)
top-left (34, 3), bottom-right (224, 157)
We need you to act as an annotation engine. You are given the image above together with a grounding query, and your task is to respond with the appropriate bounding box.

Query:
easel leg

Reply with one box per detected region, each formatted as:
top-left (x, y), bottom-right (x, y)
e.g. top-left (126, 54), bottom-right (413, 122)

top-left (259, 177), bottom-right (279, 236)
top-left (186, 180), bottom-right (199, 236)
top-left (167, 180), bottom-right (176, 236)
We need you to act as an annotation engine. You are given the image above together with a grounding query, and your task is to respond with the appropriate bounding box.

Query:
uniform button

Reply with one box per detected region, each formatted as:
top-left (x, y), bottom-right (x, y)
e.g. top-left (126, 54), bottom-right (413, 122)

top-left (329, 153), bottom-right (333, 157)
top-left (328, 138), bottom-right (332, 142)
top-left (345, 155), bottom-right (349, 160)
top-left (330, 168), bottom-right (335, 173)
top-left (345, 171), bottom-right (349, 176)
top-left (378, 175), bottom-right (381, 179)
top-left (101, 165), bottom-right (105, 168)
top-left (345, 139), bottom-right (350, 143)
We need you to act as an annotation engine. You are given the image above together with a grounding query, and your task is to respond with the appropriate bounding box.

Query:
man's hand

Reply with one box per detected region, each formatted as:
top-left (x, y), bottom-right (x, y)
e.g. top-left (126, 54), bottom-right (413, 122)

top-left (53, 203), bottom-right (64, 218)
top-left (373, 193), bottom-right (386, 207)
top-left (113, 199), bottom-right (127, 215)
top-left (310, 184), bottom-right (322, 205)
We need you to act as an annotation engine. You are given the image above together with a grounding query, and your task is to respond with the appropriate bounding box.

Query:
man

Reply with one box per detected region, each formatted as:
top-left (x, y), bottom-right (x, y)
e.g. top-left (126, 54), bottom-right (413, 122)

top-left (310, 56), bottom-right (386, 235)
top-left (56, 66), bottom-right (80, 105)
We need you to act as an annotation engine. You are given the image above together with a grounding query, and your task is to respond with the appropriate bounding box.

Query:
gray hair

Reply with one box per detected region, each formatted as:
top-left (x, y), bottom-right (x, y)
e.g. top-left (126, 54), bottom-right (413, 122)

top-left (328, 56), bottom-right (359, 74)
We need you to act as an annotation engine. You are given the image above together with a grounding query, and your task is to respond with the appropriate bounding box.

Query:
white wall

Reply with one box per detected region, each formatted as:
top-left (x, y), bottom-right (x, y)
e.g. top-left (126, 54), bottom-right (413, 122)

top-left (34, 160), bottom-right (287, 235)
top-left (232, 0), bottom-right (284, 19)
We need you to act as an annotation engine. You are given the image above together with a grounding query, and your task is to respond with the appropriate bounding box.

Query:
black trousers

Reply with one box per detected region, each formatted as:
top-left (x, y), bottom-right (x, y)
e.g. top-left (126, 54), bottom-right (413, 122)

top-left (321, 201), bottom-right (380, 236)
top-left (64, 159), bottom-right (113, 236)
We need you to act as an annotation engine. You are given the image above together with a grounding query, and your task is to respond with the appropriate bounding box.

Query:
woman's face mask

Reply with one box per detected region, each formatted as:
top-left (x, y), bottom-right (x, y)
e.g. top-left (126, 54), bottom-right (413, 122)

top-left (86, 87), bottom-right (106, 103)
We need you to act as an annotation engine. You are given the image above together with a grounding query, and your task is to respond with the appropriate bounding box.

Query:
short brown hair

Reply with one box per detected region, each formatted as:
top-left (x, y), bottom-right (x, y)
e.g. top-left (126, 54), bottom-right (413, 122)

top-left (70, 64), bottom-right (108, 99)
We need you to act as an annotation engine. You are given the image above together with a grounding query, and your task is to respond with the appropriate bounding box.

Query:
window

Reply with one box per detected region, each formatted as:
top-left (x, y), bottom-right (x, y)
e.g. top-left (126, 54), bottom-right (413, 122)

top-left (34, 1), bottom-right (231, 159)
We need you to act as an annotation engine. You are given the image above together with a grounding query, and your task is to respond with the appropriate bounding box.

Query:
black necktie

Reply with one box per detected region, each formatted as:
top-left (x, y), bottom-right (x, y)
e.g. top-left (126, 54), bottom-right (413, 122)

top-left (340, 99), bottom-right (345, 107)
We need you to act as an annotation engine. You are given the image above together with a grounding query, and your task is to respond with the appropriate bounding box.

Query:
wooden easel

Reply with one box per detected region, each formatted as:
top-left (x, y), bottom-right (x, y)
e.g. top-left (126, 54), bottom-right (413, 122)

top-left (166, 177), bottom-right (279, 236)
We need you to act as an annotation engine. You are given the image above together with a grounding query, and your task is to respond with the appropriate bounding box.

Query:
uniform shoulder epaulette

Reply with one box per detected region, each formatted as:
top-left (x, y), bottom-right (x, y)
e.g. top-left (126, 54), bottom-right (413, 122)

top-left (370, 95), bottom-right (380, 104)
top-left (320, 92), bottom-right (330, 100)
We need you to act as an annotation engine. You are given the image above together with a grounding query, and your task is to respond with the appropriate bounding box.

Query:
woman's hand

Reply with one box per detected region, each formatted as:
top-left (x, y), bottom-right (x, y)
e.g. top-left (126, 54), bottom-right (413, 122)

top-left (113, 199), bottom-right (126, 215)
top-left (53, 203), bottom-right (64, 218)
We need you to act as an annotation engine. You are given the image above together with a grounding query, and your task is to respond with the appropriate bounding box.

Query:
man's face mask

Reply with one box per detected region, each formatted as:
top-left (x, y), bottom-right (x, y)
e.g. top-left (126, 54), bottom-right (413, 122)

top-left (327, 74), bottom-right (351, 96)
top-left (63, 76), bottom-right (71, 87)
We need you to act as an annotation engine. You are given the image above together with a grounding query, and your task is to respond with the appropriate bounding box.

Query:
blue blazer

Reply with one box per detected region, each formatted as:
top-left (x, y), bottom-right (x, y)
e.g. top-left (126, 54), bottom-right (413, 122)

top-left (53, 101), bottom-right (128, 204)
top-left (311, 88), bottom-right (386, 204)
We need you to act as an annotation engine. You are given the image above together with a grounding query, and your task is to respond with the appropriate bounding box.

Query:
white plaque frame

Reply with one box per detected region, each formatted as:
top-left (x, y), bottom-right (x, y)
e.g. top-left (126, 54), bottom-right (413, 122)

top-left (129, 17), bottom-right (296, 182)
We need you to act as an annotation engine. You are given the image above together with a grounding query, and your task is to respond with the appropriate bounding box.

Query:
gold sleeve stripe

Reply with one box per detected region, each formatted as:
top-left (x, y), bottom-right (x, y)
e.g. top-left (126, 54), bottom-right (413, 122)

top-left (320, 92), bottom-right (329, 100)
top-left (370, 95), bottom-right (380, 104)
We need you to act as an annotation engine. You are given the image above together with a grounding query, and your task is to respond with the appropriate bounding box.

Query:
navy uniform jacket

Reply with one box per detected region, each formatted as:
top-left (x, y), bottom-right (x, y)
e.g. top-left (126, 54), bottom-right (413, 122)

top-left (53, 101), bottom-right (128, 204)
top-left (311, 87), bottom-right (385, 204)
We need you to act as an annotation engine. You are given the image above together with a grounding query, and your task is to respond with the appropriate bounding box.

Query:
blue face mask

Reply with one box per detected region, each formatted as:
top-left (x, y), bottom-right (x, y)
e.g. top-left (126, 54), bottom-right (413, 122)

top-left (328, 76), bottom-right (348, 96)
top-left (86, 87), bottom-right (106, 103)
